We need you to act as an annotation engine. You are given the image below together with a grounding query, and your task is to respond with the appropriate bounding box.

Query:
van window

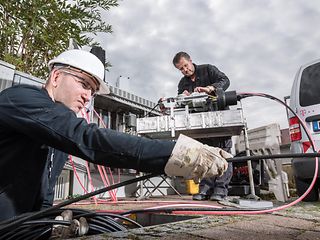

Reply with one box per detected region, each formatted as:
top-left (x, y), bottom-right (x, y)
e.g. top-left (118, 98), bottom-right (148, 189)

top-left (299, 62), bottom-right (320, 107)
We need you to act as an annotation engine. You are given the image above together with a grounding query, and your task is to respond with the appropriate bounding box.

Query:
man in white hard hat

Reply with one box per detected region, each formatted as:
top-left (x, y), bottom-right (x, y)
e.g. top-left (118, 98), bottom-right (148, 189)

top-left (0, 49), bottom-right (232, 223)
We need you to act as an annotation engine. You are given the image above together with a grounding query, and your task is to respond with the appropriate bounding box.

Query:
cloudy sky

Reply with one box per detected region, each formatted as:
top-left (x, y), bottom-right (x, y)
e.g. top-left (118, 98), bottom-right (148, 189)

top-left (94, 0), bottom-right (320, 129)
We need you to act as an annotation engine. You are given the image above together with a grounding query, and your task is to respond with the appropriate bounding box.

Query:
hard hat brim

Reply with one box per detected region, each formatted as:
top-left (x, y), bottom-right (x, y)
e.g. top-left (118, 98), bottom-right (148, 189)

top-left (98, 81), bottom-right (110, 95)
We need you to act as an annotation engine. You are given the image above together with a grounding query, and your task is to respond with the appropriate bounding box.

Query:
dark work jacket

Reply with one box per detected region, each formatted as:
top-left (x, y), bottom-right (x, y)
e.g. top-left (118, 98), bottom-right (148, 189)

top-left (0, 85), bottom-right (175, 221)
top-left (177, 63), bottom-right (231, 149)
top-left (41, 148), bottom-right (68, 209)
top-left (177, 64), bottom-right (230, 95)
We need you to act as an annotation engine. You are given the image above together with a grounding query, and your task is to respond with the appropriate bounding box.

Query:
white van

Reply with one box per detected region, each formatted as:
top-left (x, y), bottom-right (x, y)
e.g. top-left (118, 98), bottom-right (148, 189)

top-left (289, 59), bottom-right (320, 201)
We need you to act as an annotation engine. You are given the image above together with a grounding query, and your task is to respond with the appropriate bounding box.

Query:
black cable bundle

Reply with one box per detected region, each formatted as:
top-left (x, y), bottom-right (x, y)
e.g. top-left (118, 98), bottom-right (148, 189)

top-left (0, 208), bottom-right (142, 240)
top-left (0, 174), bottom-right (156, 239)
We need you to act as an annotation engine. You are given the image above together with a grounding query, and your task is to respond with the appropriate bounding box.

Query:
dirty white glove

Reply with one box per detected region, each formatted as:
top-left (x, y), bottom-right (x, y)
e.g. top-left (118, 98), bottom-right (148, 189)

top-left (164, 134), bottom-right (232, 183)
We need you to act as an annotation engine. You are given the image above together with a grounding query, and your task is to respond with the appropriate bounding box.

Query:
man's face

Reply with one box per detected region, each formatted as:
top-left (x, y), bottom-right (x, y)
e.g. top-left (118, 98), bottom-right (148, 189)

top-left (51, 68), bottom-right (99, 113)
top-left (175, 57), bottom-right (195, 77)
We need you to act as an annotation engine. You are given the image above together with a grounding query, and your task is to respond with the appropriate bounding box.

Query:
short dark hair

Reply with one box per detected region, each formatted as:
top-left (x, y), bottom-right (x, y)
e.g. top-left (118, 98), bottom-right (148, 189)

top-left (172, 52), bottom-right (191, 65)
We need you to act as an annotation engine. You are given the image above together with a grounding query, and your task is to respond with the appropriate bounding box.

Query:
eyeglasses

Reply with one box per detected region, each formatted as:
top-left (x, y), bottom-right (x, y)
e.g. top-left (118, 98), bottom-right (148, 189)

top-left (60, 70), bottom-right (97, 96)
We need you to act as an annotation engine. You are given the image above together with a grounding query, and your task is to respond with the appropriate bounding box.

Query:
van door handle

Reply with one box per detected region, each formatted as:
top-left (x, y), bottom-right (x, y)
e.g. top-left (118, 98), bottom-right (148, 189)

top-left (305, 114), bottom-right (320, 122)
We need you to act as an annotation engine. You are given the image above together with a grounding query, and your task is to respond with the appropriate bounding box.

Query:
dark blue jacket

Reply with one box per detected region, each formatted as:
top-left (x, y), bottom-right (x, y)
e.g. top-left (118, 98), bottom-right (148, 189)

top-left (0, 85), bottom-right (174, 221)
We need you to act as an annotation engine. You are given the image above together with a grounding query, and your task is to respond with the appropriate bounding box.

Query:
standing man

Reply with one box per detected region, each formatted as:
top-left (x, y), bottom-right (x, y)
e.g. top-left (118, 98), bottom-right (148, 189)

top-left (173, 51), bottom-right (233, 201)
top-left (0, 49), bottom-right (231, 222)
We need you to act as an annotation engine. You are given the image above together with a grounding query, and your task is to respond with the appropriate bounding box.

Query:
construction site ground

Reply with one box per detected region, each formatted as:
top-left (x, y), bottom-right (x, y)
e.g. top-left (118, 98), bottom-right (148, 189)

top-left (65, 194), bottom-right (320, 240)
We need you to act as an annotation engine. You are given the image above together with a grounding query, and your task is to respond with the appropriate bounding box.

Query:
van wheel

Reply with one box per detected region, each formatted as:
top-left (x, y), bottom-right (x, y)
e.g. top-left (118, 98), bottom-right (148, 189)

top-left (294, 177), bottom-right (319, 202)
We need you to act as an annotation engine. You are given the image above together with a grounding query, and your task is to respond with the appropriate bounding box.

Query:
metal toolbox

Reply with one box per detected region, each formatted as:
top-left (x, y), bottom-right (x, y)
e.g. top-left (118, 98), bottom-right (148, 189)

top-left (137, 109), bottom-right (245, 139)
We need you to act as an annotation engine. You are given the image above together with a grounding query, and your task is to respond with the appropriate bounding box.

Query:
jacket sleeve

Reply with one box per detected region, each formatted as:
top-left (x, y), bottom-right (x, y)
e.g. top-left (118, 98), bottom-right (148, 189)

top-left (0, 86), bottom-right (174, 174)
top-left (207, 64), bottom-right (230, 90)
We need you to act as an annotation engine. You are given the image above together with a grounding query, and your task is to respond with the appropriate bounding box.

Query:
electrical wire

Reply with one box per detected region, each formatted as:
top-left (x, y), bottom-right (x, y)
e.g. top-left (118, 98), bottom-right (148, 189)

top-left (93, 108), bottom-right (120, 199)
top-left (0, 173), bottom-right (157, 235)
top-left (227, 152), bottom-right (320, 163)
top-left (84, 108), bottom-right (118, 202)
top-left (143, 102), bottom-right (160, 117)
top-left (117, 92), bottom-right (319, 216)
top-left (203, 92), bottom-right (319, 214)
top-left (0, 92), bottom-right (318, 238)
top-left (0, 208), bottom-right (139, 240)
top-left (77, 212), bottom-right (143, 228)
top-left (120, 207), bottom-right (265, 216)
top-left (107, 93), bottom-right (319, 217)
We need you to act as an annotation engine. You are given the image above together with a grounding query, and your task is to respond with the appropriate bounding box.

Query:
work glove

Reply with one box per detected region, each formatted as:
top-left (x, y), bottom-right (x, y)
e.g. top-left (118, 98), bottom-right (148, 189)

top-left (164, 134), bottom-right (232, 183)
top-left (50, 210), bottom-right (89, 239)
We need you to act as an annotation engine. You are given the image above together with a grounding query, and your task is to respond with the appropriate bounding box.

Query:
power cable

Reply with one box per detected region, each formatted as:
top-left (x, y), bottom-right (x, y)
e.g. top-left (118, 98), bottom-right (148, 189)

top-left (0, 92), bottom-right (318, 238)
top-left (143, 102), bottom-right (160, 117)
top-left (0, 173), bottom-right (157, 234)
top-left (227, 152), bottom-right (320, 163)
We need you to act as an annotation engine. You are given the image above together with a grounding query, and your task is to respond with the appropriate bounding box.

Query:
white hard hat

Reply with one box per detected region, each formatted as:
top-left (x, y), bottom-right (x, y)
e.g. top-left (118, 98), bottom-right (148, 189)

top-left (48, 49), bottom-right (110, 95)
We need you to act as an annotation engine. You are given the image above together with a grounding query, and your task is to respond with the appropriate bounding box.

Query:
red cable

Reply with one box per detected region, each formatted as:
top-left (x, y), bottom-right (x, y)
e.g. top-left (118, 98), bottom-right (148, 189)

top-left (102, 166), bottom-right (117, 201)
top-left (81, 108), bottom-right (119, 202)
top-left (71, 92), bottom-right (318, 215)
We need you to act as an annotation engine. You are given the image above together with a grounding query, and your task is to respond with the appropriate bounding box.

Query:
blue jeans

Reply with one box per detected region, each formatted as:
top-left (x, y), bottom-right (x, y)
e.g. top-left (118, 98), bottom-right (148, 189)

top-left (199, 162), bottom-right (233, 196)
top-left (197, 137), bottom-right (233, 197)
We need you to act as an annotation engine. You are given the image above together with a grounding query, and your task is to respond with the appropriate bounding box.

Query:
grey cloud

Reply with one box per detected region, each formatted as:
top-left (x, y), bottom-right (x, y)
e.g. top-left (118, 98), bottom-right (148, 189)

top-left (96, 0), bottom-right (320, 129)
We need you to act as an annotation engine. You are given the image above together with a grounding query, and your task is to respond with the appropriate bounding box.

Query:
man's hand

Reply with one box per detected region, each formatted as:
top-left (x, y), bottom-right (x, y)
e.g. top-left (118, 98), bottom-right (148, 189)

top-left (182, 90), bottom-right (191, 95)
top-left (158, 97), bottom-right (166, 113)
top-left (164, 134), bottom-right (232, 183)
top-left (194, 86), bottom-right (215, 94)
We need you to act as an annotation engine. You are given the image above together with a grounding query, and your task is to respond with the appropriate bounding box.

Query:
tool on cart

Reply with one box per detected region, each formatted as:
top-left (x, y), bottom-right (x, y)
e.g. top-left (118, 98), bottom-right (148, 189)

top-left (137, 89), bottom-right (244, 139)
top-left (159, 88), bottom-right (238, 114)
